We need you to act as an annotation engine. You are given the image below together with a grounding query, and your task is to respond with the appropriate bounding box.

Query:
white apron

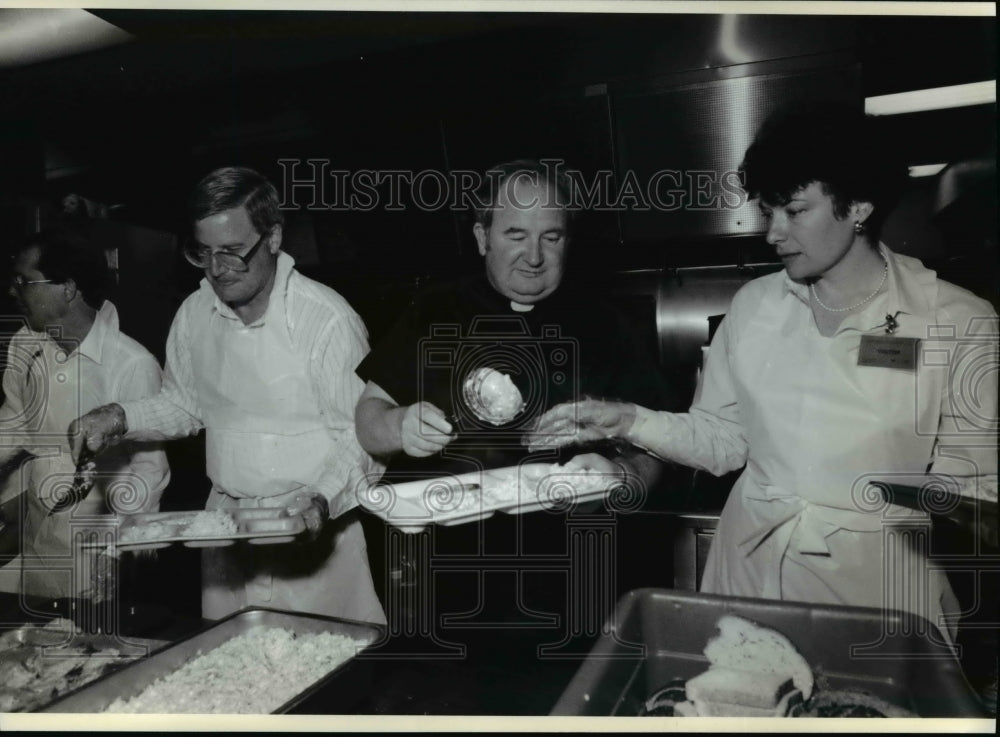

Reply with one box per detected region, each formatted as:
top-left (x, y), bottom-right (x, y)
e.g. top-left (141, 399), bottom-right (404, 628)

top-left (18, 341), bottom-right (112, 598)
top-left (190, 296), bottom-right (383, 624)
top-left (699, 277), bottom-right (960, 646)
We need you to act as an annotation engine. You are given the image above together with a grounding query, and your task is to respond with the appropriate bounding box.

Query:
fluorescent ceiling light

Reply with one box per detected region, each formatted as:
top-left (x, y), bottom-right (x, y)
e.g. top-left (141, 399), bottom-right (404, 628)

top-left (0, 9), bottom-right (132, 69)
top-left (865, 81), bottom-right (996, 116)
top-left (908, 164), bottom-right (948, 178)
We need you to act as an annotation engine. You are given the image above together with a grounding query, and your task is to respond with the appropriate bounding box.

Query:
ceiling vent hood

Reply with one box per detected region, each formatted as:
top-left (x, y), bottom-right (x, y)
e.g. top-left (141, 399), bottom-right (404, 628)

top-left (0, 8), bottom-right (132, 69)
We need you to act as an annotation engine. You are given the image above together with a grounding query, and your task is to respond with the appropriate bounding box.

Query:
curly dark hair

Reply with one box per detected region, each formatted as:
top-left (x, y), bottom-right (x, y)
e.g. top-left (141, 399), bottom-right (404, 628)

top-left (189, 166), bottom-right (284, 236)
top-left (473, 159), bottom-right (577, 235)
top-left (18, 226), bottom-right (110, 310)
top-left (739, 101), bottom-right (908, 243)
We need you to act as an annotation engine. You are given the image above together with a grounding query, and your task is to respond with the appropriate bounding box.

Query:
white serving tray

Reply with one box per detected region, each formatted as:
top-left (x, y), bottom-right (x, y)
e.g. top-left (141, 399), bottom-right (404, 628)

top-left (359, 462), bottom-right (621, 533)
top-left (80, 508), bottom-right (307, 552)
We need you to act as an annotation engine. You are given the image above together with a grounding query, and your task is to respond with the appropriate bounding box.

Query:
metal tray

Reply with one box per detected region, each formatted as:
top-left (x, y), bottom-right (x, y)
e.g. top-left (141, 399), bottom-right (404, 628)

top-left (876, 480), bottom-right (998, 546)
top-left (0, 618), bottom-right (166, 713)
top-left (80, 508), bottom-right (307, 552)
top-left (550, 588), bottom-right (987, 718)
top-left (359, 462), bottom-right (620, 533)
top-left (41, 607), bottom-right (384, 714)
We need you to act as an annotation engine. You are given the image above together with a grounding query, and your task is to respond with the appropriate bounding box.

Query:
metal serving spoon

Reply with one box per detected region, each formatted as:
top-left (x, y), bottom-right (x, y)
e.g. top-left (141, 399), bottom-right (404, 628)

top-left (47, 446), bottom-right (98, 516)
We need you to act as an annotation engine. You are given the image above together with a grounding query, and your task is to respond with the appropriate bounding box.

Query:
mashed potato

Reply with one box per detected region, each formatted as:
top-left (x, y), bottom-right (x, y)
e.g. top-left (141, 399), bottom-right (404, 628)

top-left (464, 367), bottom-right (524, 424)
top-left (119, 511), bottom-right (238, 544)
top-left (181, 511), bottom-right (238, 538)
top-left (119, 521), bottom-right (176, 543)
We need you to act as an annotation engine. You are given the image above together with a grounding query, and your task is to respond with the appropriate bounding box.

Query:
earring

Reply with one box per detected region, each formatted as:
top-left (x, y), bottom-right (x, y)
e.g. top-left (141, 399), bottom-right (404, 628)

top-left (854, 221), bottom-right (866, 236)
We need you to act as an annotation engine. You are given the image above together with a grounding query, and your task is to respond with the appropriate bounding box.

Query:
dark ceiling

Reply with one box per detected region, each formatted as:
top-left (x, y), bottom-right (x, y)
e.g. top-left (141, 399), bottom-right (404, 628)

top-left (0, 11), bottom-right (994, 233)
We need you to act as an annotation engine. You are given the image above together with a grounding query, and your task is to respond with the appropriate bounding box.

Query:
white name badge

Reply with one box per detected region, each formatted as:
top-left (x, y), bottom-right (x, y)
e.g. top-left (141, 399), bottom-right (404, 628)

top-left (858, 335), bottom-right (919, 371)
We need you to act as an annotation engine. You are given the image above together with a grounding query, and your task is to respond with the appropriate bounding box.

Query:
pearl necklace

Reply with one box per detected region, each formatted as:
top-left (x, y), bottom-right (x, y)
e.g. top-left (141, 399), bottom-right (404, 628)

top-left (810, 257), bottom-right (888, 313)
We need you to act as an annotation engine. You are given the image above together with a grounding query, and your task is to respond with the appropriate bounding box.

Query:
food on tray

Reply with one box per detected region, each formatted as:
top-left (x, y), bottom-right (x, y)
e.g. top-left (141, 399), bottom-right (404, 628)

top-left (0, 618), bottom-right (143, 712)
top-left (645, 615), bottom-right (915, 718)
top-left (681, 667), bottom-right (802, 717)
top-left (104, 625), bottom-right (371, 714)
top-left (704, 614), bottom-right (814, 700)
top-left (181, 510), bottom-right (239, 537)
top-left (670, 615), bottom-right (810, 718)
top-left (427, 463), bottom-right (614, 516)
top-left (73, 458), bottom-right (98, 494)
top-left (119, 511), bottom-right (238, 544)
top-left (799, 689), bottom-right (916, 718)
top-left (118, 520), bottom-right (174, 543)
top-left (366, 461), bottom-right (622, 530)
top-left (463, 367), bottom-right (524, 424)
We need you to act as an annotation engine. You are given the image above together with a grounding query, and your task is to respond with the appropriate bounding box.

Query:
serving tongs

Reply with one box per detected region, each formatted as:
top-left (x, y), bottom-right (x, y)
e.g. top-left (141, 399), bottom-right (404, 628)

top-left (47, 445), bottom-right (99, 516)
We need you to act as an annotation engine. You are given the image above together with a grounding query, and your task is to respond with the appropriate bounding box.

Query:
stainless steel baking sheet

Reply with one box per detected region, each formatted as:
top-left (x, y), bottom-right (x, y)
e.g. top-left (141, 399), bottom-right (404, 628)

top-left (0, 619), bottom-right (166, 713)
top-left (42, 607), bottom-right (382, 713)
top-left (551, 588), bottom-right (985, 718)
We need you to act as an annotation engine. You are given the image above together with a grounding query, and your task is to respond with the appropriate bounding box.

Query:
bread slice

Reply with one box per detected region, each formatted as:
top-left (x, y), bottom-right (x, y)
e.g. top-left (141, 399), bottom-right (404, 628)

top-left (703, 615), bottom-right (814, 699)
top-left (686, 666), bottom-right (794, 709)
top-left (693, 687), bottom-right (804, 717)
top-left (673, 689), bottom-right (804, 718)
top-left (672, 699), bottom-right (699, 717)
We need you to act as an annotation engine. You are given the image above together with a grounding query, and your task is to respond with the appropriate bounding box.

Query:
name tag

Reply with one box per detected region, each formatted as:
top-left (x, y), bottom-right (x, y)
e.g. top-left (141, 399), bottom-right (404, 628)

top-left (858, 335), bottom-right (919, 371)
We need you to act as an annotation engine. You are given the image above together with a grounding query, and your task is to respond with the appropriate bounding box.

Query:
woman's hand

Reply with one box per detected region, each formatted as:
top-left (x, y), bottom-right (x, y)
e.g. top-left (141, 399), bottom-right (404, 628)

top-left (523, 399), bottom-right (637, 451)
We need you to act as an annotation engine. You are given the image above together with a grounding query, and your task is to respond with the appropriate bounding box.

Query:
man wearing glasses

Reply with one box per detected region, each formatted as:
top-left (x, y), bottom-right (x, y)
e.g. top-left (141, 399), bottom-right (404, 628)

top-left (71, 167), bottom-right (385, 624)
top-left (0, 227), bottom-right (168, 598)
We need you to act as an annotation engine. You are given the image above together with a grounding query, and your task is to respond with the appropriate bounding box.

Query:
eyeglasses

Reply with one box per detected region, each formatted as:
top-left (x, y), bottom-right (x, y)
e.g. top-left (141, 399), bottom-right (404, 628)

top-left (11, 274), bottom-right (54, 289)
top-left (183, 228), bottom-right (271, 272)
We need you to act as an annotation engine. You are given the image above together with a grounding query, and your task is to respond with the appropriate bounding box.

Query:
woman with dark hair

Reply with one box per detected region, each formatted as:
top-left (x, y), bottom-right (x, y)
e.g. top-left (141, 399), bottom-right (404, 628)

top-left (527, 102), bottom-right (998, 644)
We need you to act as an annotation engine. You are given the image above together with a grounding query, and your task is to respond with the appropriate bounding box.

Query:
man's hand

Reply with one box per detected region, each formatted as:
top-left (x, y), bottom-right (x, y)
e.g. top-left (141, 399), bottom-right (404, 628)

top-left (524, 399), bottom-right (637, 451)
top-left (283, 492), bottom-right (330, 539)
top-left (68, 403), bottom-right (127, 462)
top-left (400, 402), bottom-right (455, 457)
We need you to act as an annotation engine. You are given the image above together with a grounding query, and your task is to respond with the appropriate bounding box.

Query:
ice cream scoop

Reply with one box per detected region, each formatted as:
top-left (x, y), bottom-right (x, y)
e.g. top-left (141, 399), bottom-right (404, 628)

top-left (462, 367), bottom-right (525, 425)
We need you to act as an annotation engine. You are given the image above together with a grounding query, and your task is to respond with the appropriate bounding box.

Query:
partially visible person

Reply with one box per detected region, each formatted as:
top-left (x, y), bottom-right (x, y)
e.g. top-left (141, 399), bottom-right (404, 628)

top-left (526, 103), bottom-right (998, 645)
top-left (71, 167), bottom-right (385, 624)
top-left (0, 227), bottom-right (169, 598)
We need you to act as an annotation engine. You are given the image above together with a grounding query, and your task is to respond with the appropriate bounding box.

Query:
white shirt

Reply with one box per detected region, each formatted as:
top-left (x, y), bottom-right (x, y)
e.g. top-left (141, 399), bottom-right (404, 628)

top-left (120, 252), bottom-right (382, 520)
top-left (628, 246), bottom-right (997, 639)
top-left (0, 301), bottom-right (170, 597)
top-left (0, 301), bottom-right (169, 513)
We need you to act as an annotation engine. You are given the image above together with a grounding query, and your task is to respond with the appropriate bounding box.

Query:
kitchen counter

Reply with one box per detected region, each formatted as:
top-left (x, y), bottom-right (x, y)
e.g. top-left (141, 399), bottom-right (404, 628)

top-left (3, 588), bottom-right (995, 716)
top-left (331, 628), bottom-right (591, 716)
top-left (3, 461), bottom-right (993, 717)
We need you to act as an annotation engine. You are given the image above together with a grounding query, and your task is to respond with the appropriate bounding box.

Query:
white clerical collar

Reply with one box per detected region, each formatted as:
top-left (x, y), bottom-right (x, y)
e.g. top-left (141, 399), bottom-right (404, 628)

top-left (510, 301), bottom-right (534, 312)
